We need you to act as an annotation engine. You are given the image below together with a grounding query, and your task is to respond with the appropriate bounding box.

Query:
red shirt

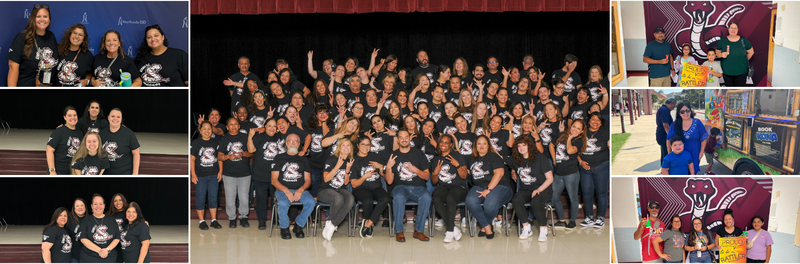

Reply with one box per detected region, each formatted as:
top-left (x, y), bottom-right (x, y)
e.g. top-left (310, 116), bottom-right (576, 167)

top-left (704, 136), bottom-right (718, 154)
top-left (639, 219), bottom-right (665, 261)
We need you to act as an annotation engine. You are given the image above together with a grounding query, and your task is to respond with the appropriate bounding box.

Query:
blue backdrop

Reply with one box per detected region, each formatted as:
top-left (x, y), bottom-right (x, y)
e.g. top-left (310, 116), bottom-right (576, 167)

top-left (0, 1), bottom-right (188, 86)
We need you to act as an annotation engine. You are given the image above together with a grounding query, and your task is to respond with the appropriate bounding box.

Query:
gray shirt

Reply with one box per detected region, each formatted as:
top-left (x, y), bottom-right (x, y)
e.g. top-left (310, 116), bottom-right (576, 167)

top-left (702, 61), bottom-right (722, 87)
top-left (659, 229), bottom-right (686, 261)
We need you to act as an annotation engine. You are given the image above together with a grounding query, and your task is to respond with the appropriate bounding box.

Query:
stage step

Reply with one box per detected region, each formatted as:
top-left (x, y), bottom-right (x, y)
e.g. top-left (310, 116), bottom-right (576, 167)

top-left (0, 244), bottom-right (188, 263)
top-left (0, 150), bottom-right (187, 175)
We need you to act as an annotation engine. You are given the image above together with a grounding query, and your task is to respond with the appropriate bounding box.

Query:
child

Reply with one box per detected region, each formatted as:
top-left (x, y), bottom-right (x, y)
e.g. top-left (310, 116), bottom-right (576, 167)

top-left (674, 44), bottom-right (698, 87)
top-left (703, 49), bottom-right (723, 87)
top-left (662, 136), bottom-right (694, 175)
top-left (703, 128), bottom-right (721, 175)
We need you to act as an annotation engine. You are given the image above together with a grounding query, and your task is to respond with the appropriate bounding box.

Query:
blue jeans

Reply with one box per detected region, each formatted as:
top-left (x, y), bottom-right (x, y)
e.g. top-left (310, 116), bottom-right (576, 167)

top-left (392, 185), bottom-right (431, 233)
top-left (310, 169), bottom-right (323, 197)
top-left (552, 172), bottom-right (580, 221)
top-left (465, 185), bottom-right (513, 228)
top-left (195, 175), bottom-right (219, 210)
top-left (579, 161), bottom-right (609, 219)
top-left (275, 189), bottom-right (316, 229)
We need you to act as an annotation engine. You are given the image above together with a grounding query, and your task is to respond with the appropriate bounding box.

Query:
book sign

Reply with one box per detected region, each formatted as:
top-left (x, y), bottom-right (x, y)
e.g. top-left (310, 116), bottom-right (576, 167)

top-left (750, 122), bottom-right (785, 168)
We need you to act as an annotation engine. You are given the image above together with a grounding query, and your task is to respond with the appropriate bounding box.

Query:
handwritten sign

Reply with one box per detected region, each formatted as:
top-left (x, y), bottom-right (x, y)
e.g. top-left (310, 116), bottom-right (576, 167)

top-left (679, 62), bottom-right (709, 87)
top-left (718, 237), bottom-right (747, 263)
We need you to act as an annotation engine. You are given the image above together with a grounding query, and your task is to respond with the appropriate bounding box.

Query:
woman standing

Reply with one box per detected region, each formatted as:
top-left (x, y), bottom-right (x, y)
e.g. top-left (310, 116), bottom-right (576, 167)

top-left (47, 106), bottom-right (83, 175)
top-left (465, 135), bottom-right (513, 239)
top-left (306, 106), bottom-right (333, 198)
top-left (99, 108), bottom-right (141, 175)
top-left (121, 202), bottom-right (151, 263)
top-left (510, 136), bottom-right (553, 241)
top-left (308, 79), bottom-right (332, 108)
top-left (321, 117), bottom-right (360, 157)
top-left (366, 115), bottom-right (397, 161)
top-left (746, 216), bottom-right (773, 263)
top-left (245, 118), bottom-right (279, 229)
top-left (319, 140), bottom-right (356, 240)
top-left (488, 115), bottom-right (514, 156)
top-left (519, 115), bottom-right (544, 153)
top-left (716, 22), bottom-right (754, 86)
top-left (78, 101), bottom-right (108, 133)
top-left (652, 215), bottom-right (686, 263)
top-left (578, 113), bottom-right (610, 228)
top-left (70, 132), bottom-right (110, 175)
top-left (549, 120), bottom-right (586, 230)
top-left (684, 217), bottom-right (716, 263)
top-left (135, 25), bottom-right (187, 86)
top-left (667, 103), bottom-right (708, 175)
top-left (42, 207), bottom-right (71, 263)
top-left (352, 135), bottom-right (390, 238)
top-left (218, 117), bottom-right (253, 228)
top-left (55, 24), bottom-right (93, 87)
top-left (107, 194), bottom-right (128, 235)
top-left (193, 121), bottom-right (223, 230)
top-left (91, 30), bottom-right (141, 87)
top-left (6, 4), bottom-right (58, 86)
top-left (430, 135), bottom-right (468, 242)
top-left (415, 120), bottom-right (439, 162)
top-left (67, 198), bottom-right (88, 263)
top-left (539, 102), bottom-right (565, 161)
top-left (715, 209), bottom-right (743, 245)
top-left (453, 115), bottom-right (477, 156)
top-left (79, 194), bottom-right (120, 263)
top-left (278, 68), bottom-right (310, 97)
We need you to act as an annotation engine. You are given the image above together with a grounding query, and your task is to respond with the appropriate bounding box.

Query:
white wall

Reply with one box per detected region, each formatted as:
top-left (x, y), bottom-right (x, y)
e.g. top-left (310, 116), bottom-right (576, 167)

top-left (768, 177), bottom-right (800, 235)
top-left (775, 2), bottom-right (800, 53)
top-left (620, 1), bottom-right (649, 71)
top-left (612, 177), bottom-right (641, 228)
top-left (772, 2), bottom-right (800, 86)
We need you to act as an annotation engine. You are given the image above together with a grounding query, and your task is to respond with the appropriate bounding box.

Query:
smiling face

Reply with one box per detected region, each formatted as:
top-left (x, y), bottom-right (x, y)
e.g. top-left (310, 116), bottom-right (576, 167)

top-left (315, 80), bottom-right (326, 95)
top-left (247, 80), bottom-right (258, 93)
top-left (397, 91), bottom-right (408, 105)
top-left (439, 135), bottom-right (452, 153)
top-left (589, 115), bottom-right (602, 131)
top-left (200, 122), bottom-right (213, 139)
top-left (323, 60), bottom-right (333, 73)
top-left (440, 68), bottom-right (451, 80)
top-left (545, 104), bottom-right (557, 120)
top-left (254, 92), bottom-right (265, 107)
top-left (339, 140), bottom-right (353, 155)
top-left (416, 51), bottom-right (429, 66)
top-left (752, 218), bottom-right (763, 230)
top-left (444, 103), bottom-right (457, 118)
top-left (454, 59), bottom-right (464, 74)
top-left (723, 214), bottom-right (734, 227)
top-left (209, 110), bottom-right (220, 124)
top-left (516, 142), bottom-right (529, 156)
top-left (522, 116), bottom-right (534, 133)
top-left (476, 137), bottom-right (489, 155)
top-left (422, 121), bottom-right (435, 135)
top-left (345, 119), bottom-right (359, 134)
top-left (671, 140), bottom-right (684, 154)
top-left (113, 195), bottom-right (124, 211)
top-left (455, 116), bottom-right (467, 132)
top-left (671, 217), bottom-right (682, 231)
top-left (70, 28), bottom-right (85, 48)
top-left (73, 200), bottom-right (87, 216)
top-left (397, 130), bottom-right (411, 148)
top-left (490, 116), bottom-right (502, 132)
top-left (280, 71), bottom-right (291, 84)
top-left (728, 23), bottom-right (739, 36)
top-left (265, 120), bottom-right (277, 136)
top-left (472, 66), bottom-right (484, 79)
top-left (538, 86), bottom-right (549, 100)
top-left (356, 67), bottom-right (368, 80)
top-left (512, 103), bottom-right (524, 118)
top-left (417, 103), bottom-right (429, 119)
top-left (227, 118), bottom-right (240, 135)
top-left (286, 107), bottom-right (298, 122)
top-left (510, 68), bottom-right (520, 81)
top-left (692, 219), bottom-right (702, 232)
top-left (389, 103), bottom-right (400, 117)
top-left (276, 119), bottom-right (288, 133)
top-left (682, 45), bottom-right (691, 56)
top-left (517, 78), bottom-right (529, 94)
top-left (488, 83), bottom-right (499, 96)
top-left (57, 210), bottom-right (68, 227)
top-left (432, 87), bottom-right (444, 102)
top-left (35, 9), bottom-right (50, 32)
top-left (476, 103), bottom-right (487, 118)
top-left (366, 90), bottom-right (377, 105)
top-left (238, 58), bottom-right (250, 72)
top-left (64, 110), bottom-right (78, 126)
top-left (89, 102), bottom-right (100, 118)
top-left (270, 83), bottom-right (283, 97)
top-left (345, 59), bottom-right (356, 72)
top-left (126, 206), bottom-right (137, 223)
top-left (335, 94), bottom-right (347, 107)
top-left (570, 121), bottom-right (584, 136)
top-left (86, 134), bottom-right (100, 154)
top-left (146, 28), bottom-right (164, 49)
top-left (352, 104), bottom-right (364, 117)
top-left (577, 90), bottom-right (589, 103)
top-left (91, 196), bottom-right (104, 215)
top-left (335, 65), bottom-right (346, 78)
top-left (590, 68), bottom-right (600, 82)
top-left (679, 106), bottom-right (692, 120)
top-left (104, 32), bottom-right (121, 54)
top-left (358, 138), bottom-right (371, 155)
top-left (236, 107), bottom-right (247, 122)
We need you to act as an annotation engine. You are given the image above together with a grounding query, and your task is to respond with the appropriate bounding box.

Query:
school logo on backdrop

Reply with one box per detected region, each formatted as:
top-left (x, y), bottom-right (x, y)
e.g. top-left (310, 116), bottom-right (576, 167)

top-left (127, 46), bottom-right (134, 57)
top-left (140, 64), bottom-right (171, 86)
top-left (182, 17), bottom-right (189, 28)
top-left (679, 178), bottom-right (746, 230)
top-left (24, 9), bottom-right (29, 18)
top-left (118, 17), bottom-right (146, 26)
top-left (81, 12), bottom-right (89, 24)
top-left (673, 2), bottom-right (745, 59)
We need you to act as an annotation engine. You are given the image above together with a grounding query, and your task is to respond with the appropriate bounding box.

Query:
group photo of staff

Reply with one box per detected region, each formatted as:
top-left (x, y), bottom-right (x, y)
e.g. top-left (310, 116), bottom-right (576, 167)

top-left (0, 89), bottom-right (189, 175)
top-left (0, 1), bottom-right (188, 87)
top-left (0, 178), bottom-right (188, 263)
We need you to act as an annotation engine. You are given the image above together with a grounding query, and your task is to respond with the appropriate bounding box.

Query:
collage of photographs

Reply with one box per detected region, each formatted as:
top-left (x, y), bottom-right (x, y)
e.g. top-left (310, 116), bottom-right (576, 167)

top-left (0, 0), bottom-right (798, 263)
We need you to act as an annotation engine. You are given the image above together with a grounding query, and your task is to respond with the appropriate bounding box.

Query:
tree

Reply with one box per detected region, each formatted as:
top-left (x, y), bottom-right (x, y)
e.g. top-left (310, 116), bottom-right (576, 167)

top-left (679, 89), bottom-right (704, 110)
top-left (651, 93), bottom-right (660, 104)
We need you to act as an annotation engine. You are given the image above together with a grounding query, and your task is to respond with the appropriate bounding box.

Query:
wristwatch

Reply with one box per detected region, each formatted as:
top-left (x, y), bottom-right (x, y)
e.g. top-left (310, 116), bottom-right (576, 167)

top-left (48, 168), bottom-right (56, 172)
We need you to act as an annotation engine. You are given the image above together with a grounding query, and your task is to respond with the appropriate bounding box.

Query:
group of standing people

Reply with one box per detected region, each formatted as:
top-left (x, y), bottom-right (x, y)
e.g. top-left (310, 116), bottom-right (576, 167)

top-left (47, 101), bottom-right (141, 175)
top-left (6, 4), bottom-right (188, 87)
top-left (41, 193), bottom-right (151, 263)
top-left (193, 49), bottom-right (611, 243)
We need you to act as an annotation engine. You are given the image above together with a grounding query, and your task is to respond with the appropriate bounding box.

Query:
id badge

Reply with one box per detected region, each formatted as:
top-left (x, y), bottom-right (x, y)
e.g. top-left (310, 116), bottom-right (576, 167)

top-left (43, 70), bottom-right (51, 84)
top-left (697, 250), bottom-right (701, 258)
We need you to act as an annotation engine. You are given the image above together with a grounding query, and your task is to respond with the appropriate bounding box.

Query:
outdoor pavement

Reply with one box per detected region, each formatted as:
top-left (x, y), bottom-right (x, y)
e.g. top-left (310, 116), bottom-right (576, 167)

top-left (612, 109), bottom-right (732, 175)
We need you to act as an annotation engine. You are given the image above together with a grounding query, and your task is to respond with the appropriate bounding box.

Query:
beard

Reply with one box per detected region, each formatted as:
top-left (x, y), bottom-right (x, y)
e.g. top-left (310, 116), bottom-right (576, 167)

top-left (287, 147), bottom-right (299, 155)
top-left (418, 61), bottom-right (429, 67)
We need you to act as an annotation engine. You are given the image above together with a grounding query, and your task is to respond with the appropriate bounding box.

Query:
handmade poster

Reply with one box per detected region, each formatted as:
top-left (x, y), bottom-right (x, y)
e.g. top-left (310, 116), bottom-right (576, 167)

top-left (679, 63), bottom-right (708, 87)
top-left (718, 237), bottom-right (747, 263)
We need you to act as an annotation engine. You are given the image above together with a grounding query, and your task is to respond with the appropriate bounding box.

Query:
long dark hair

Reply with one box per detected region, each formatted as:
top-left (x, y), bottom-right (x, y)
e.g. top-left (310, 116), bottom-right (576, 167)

top-left (672, 102), bottom-right (695, 140)
top-left (278, 68), bottom-right (297, 90)
top-left (79, 100), bottom-right (105, 132)
top-left (105, 193), bottom-right (128, 216)
top-left (687, 217), bottom-right (713, 247)
top-left (23, 5), bottom-right (52, 58)
top-left (307, 79), bottom-right (330, 106)
top-left (70, 198), bottom-right (87, 224)
top-left (555, 119), bottom-right (587, 154)
top-left (511, 135), bottom-right (537, 166)
top-left (57, 24), bottom-right (90, 57)
top-left (43, 207), bottom-right (68, 233)
top-left (471, 135), bottom-right (497, 158)
top-left (248, 90), bottom-right (266, 115)
top-left (307, 104), bottom-right (331, 131)
top-left (669, 214), bottom-right (683, 231)
top-left (135, 24), bottom-right (169, 65)
top-left (267, 81), bottom-right (285, 105)
top-left (127, 202), bottom-right (146, 228)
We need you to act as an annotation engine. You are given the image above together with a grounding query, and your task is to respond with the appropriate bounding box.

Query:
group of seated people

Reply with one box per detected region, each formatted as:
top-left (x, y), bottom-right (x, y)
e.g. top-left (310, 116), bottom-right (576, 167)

top-left (192, 49), bottom-right (611, 243)
top-left (42, 193), bottom-right (151, 263)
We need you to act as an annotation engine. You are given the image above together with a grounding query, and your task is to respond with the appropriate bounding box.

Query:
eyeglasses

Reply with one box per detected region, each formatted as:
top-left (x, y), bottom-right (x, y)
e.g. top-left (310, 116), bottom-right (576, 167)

top-left (649, 205), bottom-right (659, 209)
top-left (489, 61), bottom-right (497, 63)
top-left (680, 110), bottom-right (692, 114)
top-left (672, 220), bottom-right (681, 223)
top-left (34, 4), bottom-right (49, 9)
top-left (359, 143), bottom-right (370, 146)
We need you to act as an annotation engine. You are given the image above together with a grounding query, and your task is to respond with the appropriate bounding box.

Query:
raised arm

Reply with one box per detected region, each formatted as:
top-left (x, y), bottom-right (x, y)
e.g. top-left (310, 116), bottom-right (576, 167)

top-left (307, 50), bottom-right (318, 79)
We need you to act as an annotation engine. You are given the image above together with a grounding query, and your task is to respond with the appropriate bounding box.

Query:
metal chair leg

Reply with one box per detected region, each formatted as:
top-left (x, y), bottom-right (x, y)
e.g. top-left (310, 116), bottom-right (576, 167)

top-left (388, 202), bottom-right (394, 238)
top-left (429, 206), bottom-right (435, 237)
top-left (313, 205), bottom-right (321, 237)
top-left (268, 202), bottom-right (276, 237)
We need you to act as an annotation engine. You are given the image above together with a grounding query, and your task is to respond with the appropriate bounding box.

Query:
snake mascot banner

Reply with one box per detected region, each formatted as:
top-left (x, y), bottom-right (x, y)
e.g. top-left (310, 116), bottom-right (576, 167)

top-left (638, 177), bottom-right (771, 234)
top-left (0, 1), bottom-right (189, 86)
top-left (644, 1), bottom-right (771, 86)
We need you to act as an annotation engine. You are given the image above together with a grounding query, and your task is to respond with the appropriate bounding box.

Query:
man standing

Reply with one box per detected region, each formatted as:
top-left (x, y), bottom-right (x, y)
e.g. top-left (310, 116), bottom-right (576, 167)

top-left (521, 54), bottom-right (535, 71)
top-left (484, 56), bottom-right (503, 84)
top-left (410, 50), bottom-right (436, 84)
top-left (271, 134), bottom-right (316, 240)
top-left (656, 99), bottom-right (676, 165)
top-left (386, 129), bottom-right (431, 242)
top-left (552, 54), bottom-right (582, 102)
top-left (643, 27), bottom-right (675, 87)
top-left (223, 56), bottom-right (263, 115)
top-left (634, 200), bottom-right (665, 263)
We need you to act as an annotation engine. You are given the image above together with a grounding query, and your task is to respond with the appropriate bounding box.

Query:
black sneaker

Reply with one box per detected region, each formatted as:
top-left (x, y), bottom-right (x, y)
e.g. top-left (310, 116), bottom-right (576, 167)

top-left (553, 221), bottom-right (567, 229)
top-left (579, 217), bottom-right (594, 227)
top-left (199, 221), bottom-right (209, 230)
top-left (293, 226), bottom-right (305, 238)
top-left (566, 221), bottom-right (576, 230)
top-left (240, 218), bottom-right (250, 228)
top-left (367, 226), bottom-right (373, 237)
top-left (360, 219), bottom-right (368, 238)
top-left (381, 220), bottom-right (390, 228)
top-left (258, 221), bottom-right (267, 230)
top-left (593, 217), bottom-right (605, 229)
top-left (280, 228), bottom-right (292, 239)
top-left (229, 220), bottom-right (237, 228)
top-left (210, 220), bottom-right (222, 229)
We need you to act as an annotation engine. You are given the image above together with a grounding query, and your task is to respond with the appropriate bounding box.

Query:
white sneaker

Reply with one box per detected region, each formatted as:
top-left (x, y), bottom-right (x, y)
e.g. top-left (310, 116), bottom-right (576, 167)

top-left (519, 225), bottom-right (533, 240)
top-left (453, 227), bottom-right (462, 241)
top-left (443, 231), bottom-right (454, 243)
top-left (460, 217), bottom-right (467, 228)
top-left (322, 220), bottom-right (335, 241)
top-left (492, 218), bottom-right (502, 228)
top-left (435, 218), bottom-right (444, 227)
top-left (538, 227), bottom-right (548, 242)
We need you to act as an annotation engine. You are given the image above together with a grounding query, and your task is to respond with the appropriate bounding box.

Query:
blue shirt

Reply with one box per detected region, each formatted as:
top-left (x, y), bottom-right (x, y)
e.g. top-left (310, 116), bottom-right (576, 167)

top-left (662, 151), bottom-right (692, 175)
top-left (655, 105), bottom-right (673, 144)
top-left (643, 40), bottom-right (674, 78)
top-left (685, 231), bottom-right (713, 262)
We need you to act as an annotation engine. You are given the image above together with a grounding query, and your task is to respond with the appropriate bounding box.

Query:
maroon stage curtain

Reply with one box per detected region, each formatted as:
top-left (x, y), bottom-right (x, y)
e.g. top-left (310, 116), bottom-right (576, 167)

top-left (191, 0), bottom-right (608, 15)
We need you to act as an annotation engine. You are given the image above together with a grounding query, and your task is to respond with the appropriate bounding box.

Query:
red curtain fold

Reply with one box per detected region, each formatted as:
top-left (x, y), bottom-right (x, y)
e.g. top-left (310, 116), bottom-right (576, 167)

top-left (191, 0), bottom-right (608, 15)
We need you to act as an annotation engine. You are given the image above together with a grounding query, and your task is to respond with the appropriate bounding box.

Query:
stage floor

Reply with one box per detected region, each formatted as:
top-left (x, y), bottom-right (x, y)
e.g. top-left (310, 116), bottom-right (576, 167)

top-left (0, 225), bottom-right (188, 244)
top-left (190, 220), bottom-right (610, 264)
top-left (0, 129), bottom-right (187, 155)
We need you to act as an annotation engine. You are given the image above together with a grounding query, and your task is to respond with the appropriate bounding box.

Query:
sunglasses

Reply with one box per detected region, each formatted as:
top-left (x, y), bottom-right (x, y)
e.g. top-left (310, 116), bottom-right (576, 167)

top-left (34, 4), bottom-right (49, 9)
top-left (680, 110), bottom-right (692, 114)
top-left (649, 205), bottom-right (659, 209)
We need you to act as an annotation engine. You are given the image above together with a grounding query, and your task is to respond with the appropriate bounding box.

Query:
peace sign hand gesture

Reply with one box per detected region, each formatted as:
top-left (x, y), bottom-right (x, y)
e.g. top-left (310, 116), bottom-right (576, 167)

top-left (346, 158), bottom-right (355, 170)
top-left (598, 84), bottom-right (607, 95)
top-left (445, 155), bottom-right (460, 167)
top-left (197, 114), bottom-right (205, 126)
top-left (559, 120), bottom-right (565, 132)
top-left (386, 154), bottom-right (397, 168)
top-left (371, 48), bottom-right (380, 59)
top-left (307, 50), bottom-right (314, 60)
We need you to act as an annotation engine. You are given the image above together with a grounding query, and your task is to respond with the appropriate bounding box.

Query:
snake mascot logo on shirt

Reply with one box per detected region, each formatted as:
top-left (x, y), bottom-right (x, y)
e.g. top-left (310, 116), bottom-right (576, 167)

top-left (459, 139), bottom-right (473, 155)
top-left (282, 163), bottom-right (302, 181)
top-left (371, 136), bottom-right (385, 152)
top-left (249, 115), bottom-right (265, 128)
top-left (571, 110), bottom-right (585, 120)
top-left (397, 162), bottom-right (415, 181)
top-left (310, 134), bottom-right (324, 152)
top-left (585, 137), bottom-right (601, 153)
top-left (674, 1), bottom-right (745, 59)
top-left (679, 178), bottom-right (746, 230)
top-left (60, 234), bottom-right (72, 253)
top-left (120, 230), bottom-right (132, 249)
top-left (462, 113), bottom-right (473, 122)
top-left (141, 64), bottom-right (171, 86)
top-left (92, 224), bottom-right (112, 242)
top-left (430, 111), bottom-right (442, 123)
top-left (330, 169), bottom-right (346, 188)
top-left (94, 67), bottom-right (117, 87)
top-left (489, 137), bottom-right (502, 152)
top-left (555, 143), bottom-right (569, 162)
top-left (37, 47), bottom-right (57, 70)
top-left (518, 167), bottom-right (535, 184)
top-left (103, 141), bottom-right (121, 160)
top-left (227, 142), bottom-right (243, 161)
top-left (58, 60), bottom-right (80, 84)
top-left (82, 166), bottom-right (99, 175)
top-left (540, 127), bottom-right (553, 145)
top-left (361, 165), bottom-right (379, 182)
top-left (200, 147), bottom-right (217, 166)
top-left (437, 164), bottom-right (456, 183)
top-left (67, 136), bottom-right (81, 157)
top-left (470, 162), bottom-right (488, 180)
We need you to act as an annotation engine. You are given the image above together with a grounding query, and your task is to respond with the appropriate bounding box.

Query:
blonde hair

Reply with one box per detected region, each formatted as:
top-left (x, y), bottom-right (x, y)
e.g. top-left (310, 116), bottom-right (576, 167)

top-left (70, 132), bottom-right (107, 175)
top-left (331, 138), bottom-right (354, 158)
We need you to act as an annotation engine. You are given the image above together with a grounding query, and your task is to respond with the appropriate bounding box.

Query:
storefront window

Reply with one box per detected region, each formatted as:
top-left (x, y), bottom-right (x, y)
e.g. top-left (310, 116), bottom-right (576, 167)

top-left (726, 91), bottom-right (748, 115)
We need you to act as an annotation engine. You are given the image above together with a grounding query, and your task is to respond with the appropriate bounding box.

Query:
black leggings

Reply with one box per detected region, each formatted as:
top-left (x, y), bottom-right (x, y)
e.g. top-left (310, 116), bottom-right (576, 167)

top-left (353, 186), bottom-right (392, 225)
top-left (723, 73), bottom-right (747, 87)
top-left (511, 188), bottom-right (553, 226)
top-left (431, 184), bottom-right (468, 232)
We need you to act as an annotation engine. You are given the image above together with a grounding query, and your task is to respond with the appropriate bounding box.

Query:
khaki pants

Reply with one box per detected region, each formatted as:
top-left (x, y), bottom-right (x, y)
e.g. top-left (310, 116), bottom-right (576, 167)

top-left (650, 76), bottom-right (671, 87)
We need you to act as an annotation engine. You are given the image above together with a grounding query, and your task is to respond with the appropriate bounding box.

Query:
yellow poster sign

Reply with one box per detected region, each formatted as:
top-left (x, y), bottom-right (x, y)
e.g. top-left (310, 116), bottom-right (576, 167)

top-left (679, 62), bottom-right (709, 87)
top-left (718, 237), bottom-right (747, 263)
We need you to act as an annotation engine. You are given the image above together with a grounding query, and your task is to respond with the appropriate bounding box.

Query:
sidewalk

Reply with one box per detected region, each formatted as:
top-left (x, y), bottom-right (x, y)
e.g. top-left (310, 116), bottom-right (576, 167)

top-left (611, 111), bottom-right (648, 134)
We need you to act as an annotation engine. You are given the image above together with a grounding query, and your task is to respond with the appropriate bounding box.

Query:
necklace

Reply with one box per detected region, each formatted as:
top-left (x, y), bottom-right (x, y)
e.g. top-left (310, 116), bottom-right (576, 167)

top-left (589, 129), bottom-right (599, 139)
top-left (93, 214), bottom-right (104, 226)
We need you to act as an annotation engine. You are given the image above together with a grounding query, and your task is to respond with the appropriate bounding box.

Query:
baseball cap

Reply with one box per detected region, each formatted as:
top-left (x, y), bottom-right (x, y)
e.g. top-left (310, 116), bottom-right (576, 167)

top-left (648, 200), bottom-right (660, 208)
top-left (654, 27), bottom-right (665, 33)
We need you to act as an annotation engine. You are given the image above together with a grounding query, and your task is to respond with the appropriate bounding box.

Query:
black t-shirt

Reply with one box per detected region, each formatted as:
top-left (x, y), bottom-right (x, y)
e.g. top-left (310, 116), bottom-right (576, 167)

top-left (55, 50), bottom-right (94, 86)
top-left (510, 93), bottom-right (531, 112)
top-left (323, 130), bottom-right (356, 160)
top-left (467, 152), bottom-right (510, 188)
top-left (389, 148), bottom-right (430, 187)
top-left (364, 103), bottom-right (383, 121)
top-left (552, 69), bottom-right (582, 101)
top-left (716, 226), bottom-right (744, 238)
top-left (271, 95), bottom-right (292, 116)
top-left (436, 117), bottom-right (457, 135)
top-left (238, 120), bottom-right (257, 135)
top-left (42, 225), bottom-right (72, 263)
top-left (506, 80), bottom-right (520, 94)
top-left (191, 137), bottom-right (220, 177)
top-left (70, 154), bottom-right (110, 175)
top-left (431, 152), bottom-right (466, 187)
top-left (538, 119), bottom-right (562, 157)
top-left (217, 133), bottom-right (250, 177)
top-left (283, 126), bottom-right (308, 151)
top-left (92, 54), bottom-right (141, 87)
top-left (549, 94), bottom-right (568, 113)
top-left (78, 216), bottom-right (120, 262)
top-left (315, 70), bottom-right (331, 83)
top-left (99, 127), bottom-right (140, 175)
top-left (413, 90), bottom-right (432, 108)
top-left (415, 133), bottom-right (439, 162)
top-left (582, 127), bottom-right (610, 167)
top-left (369, 131), bottom-right (394, 163)
top-left (342, 89), bottom-right (366, 109)
top-left (120, 223), bottom-right (151, 263)
top-left (47, 126), bottom-right (84, 175)
top-left (352, 153), bottom-right (383, 190)
top-left (569, 101), bottom-right (592, 122)
top-left (136, 47), bottom-right (188, 87)
top-left (332, 80), bottom-right (347, 95)
top-left (453, 132), bottom-right (477, 156)
top-left (271, 153), bottom-right (310, 189)
top-left (306, 125), bottom-right (329, 169)
top-left (511, 154), bottom-right (553, 191)
top-left (77, 118), bottom-right (109, 134)
top-left (285, 81), bottom-right (307, 95)
top-left (66, 216), bottom-right (85, 260)
top-left (489, 130), bottom-right (512, 156)
top-left (249, 107), bottom-right (270, 128)
top-left (6, 31), bottom-right (59, 86)
top-left (584, 79), bottom-right (610, 107)
top-left (298, 105), bottom-right (314, 125)
top-left (251, 133), bottom-right (281, 182)
top-left (228, 72), bottom-right (262, 113)
top-left (433, 80), bottom-right (450, 93)
top-left (553, 138), bottom-right (583, 175)
top-left (484, 70), bottom-right (503, 85)
top-left (410, 65), bottom-right (437, 85)
top-left (427, 101), bottom-right (444, 122)
top-left (509, 119), bottom-right (523, 139)
top-left (531, 101), bottom-right (548, 121)
top-left (322, 156), bottom-right (349, 190)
